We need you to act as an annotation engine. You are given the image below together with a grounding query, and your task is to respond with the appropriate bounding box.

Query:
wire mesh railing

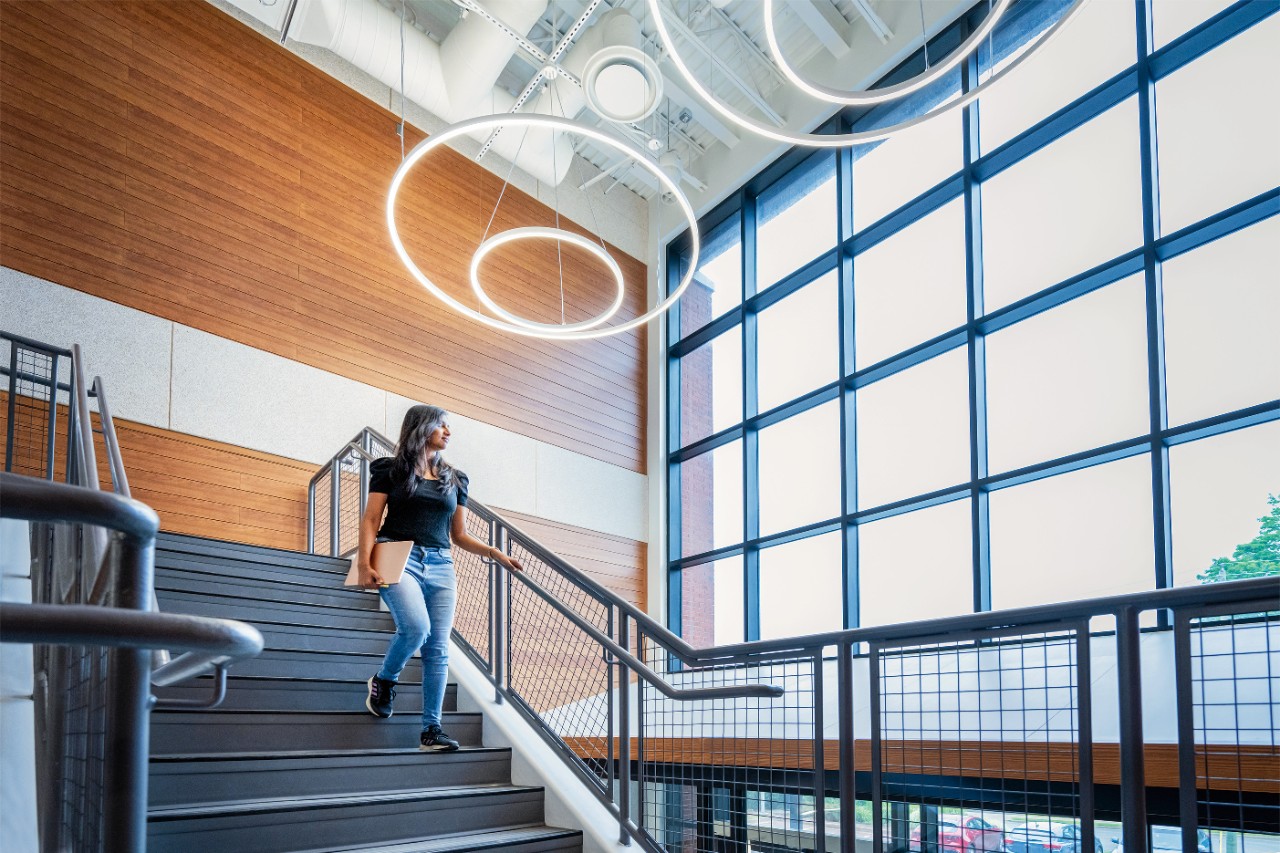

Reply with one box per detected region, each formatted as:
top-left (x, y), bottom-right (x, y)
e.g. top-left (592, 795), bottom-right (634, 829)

top-left (309, 427), bottom-right (1280, 853)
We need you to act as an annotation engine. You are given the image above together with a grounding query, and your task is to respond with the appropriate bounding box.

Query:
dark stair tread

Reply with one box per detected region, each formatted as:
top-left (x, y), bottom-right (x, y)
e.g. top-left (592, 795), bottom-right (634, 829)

top-left (157, 532), bottom-right (350, 569)
top-left (153, 709), bottom-right (481, 717)
top-left (148, 785), bottom-right (542, 820)
top-left (300, 826), bottom-right (582, 853)
top-left (177, 673), bottom-right (431, 687)
top-left (151, 746), bottom-right (507, 763)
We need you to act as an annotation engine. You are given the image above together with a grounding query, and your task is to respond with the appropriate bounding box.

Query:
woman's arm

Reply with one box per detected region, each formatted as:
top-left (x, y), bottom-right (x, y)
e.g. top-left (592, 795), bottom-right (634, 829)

top-left (451, 507), bottom-right (524, 572)
top-left (357, 492), bottom-right (390, 588)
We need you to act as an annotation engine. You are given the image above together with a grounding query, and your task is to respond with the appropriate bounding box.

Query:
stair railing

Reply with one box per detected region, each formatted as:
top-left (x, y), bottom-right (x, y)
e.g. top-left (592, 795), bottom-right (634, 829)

top-left (1, 331), bottom-right (265, 853)
top-left (310, 427), bottom-right (1280, 853)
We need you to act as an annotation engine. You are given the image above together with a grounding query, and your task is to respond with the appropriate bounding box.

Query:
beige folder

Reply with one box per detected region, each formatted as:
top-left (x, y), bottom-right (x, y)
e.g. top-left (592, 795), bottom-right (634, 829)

top-left (344, 540), bottom-right (414, 587)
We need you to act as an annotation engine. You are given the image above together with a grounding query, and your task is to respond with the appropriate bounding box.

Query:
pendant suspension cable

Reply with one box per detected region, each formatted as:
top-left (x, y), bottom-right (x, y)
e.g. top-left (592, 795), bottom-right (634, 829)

top-left (917, 0), bottom-right (931, 69)
top-left (481, 124), bottom-right (532, 245)
top-left (399, 0), bottom-right (406, 160)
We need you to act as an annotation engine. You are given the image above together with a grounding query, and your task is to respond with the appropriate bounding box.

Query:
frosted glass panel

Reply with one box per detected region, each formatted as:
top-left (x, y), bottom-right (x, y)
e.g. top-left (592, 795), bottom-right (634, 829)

top-left (852, 94), bottom-right (962, 232)
top-left (681, 441), bottom-right (743, 557)
top-left (859, 498), bottom-right (973, 627)
top-left (1156, 17), bottom-right (1280, 234)
top-left (982, 99), bottom-right (1144, 311)
top-left (855, 200), bottom-right (967, 368)
top-left (990, 454), bottom-right (1155, 609)
top-left (757, 168), bottom-right (837, 290)
top-left (856, 348), bottom-right (970, 508)
top-left (1163, 217), bottom-right (1280, 426)
top-left (682, 214), bottom-right (742, 337)
top-left (758, 400), bottom-right (841, 535)
top-left (760, 531), bottom-right (844, 639)
top-left (1153, 0), bottom-right (1238, 50)
top-left (979, 0), bottom-right (1136, 153)
top-left (1169, 421), bottom-right (1280, 587)
top-left (681, 557), bottom-right (744, 647)
top-left (758, 273), bottom-right (839, 412)
top-left (680, 327), bottom-right (742, 448)
top-left (986, 276), bottom-right (1150, 473)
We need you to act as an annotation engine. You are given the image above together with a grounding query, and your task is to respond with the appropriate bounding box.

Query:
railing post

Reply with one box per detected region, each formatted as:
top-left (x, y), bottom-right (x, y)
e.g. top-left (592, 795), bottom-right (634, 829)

top-left (869, 641), bottom-right (883, 853)
top-left (1116, 606), bottom-right (1148, 853)
top-left (812, 649), bottom-right (826, 853)
top-left (328, 457), bottom-right (340, 557)
top-left (618, 614), bottom-right (632, 845)
top-left (1076, 621), bottom-right (1095, 853)
top-left (306, 480), bottom-right (316, 554)
top-left (493, 523), bottom-right (507, 704)
top-left (837, 640), bottom-right (855, 853)
top-left (102, 532), bottom-right (154, 853)
top-left (1173, 610), bottom-right (1198, 853)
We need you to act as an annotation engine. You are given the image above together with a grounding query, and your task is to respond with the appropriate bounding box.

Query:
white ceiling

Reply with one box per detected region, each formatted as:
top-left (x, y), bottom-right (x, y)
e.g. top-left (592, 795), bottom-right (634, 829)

top-left (213, 0), bottom-right (972, 205)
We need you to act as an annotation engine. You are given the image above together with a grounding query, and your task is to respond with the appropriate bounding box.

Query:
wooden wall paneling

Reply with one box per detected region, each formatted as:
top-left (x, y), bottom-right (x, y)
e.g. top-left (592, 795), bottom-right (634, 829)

top-left (0, 0), bottom-right (647, 472)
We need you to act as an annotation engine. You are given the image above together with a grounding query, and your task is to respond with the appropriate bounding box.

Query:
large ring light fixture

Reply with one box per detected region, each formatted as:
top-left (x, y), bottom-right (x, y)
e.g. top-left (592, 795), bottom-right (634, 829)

top-left (763, 0), bottom-right (1011, 106)
top-left (388, 113), bottom-right (700, 341)
top-left (469, 226), bottom-right (626, 333)
top-left (645, 0), bottom-right (1090, 148)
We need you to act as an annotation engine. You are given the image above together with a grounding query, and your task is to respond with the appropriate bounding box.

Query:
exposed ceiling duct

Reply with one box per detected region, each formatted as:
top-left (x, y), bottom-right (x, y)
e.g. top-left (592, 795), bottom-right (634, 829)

top-left (290, 0), bottom-right (590, 187)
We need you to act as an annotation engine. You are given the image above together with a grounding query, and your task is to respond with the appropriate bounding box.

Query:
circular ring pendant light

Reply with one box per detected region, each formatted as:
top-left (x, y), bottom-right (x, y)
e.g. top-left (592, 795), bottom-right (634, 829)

top-left (388, 113), bottom-right (700, 341)
top-left (644, 0), bottom-right (1091, 148)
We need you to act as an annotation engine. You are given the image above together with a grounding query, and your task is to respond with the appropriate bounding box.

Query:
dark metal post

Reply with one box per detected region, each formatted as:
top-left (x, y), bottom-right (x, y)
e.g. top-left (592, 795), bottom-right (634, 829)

top-left (635, 626), bottom-right (646, 835)
top-left (328, 457), bottom-right (340, 557)
top-left (4, 342), bottom-right (16, 473)
top-left (101, 533), bottom-right (155, 853)
top-left (606, 606), bottom-right (616, 800)
top-left (1173, 610), bottom-right (1199, 853)
top-left (1116, 606), bottom-right (1148, 853)
top-left (1077, 622), bottom-right (1095, 853)
top-left (812, 650), bottom-right (826, 853)
top-left (45, 352), bottom-right (59, 480)
top-left (869, 642), bottom-right (883, 853)
top-left (306, 481), bottom-right (316, 554)
top-left (837, 641), bottom-right (856, 853)
top-left (618, 614), bottom-right (632, 845)
top-left (493, 524), bottom-right (507, 704)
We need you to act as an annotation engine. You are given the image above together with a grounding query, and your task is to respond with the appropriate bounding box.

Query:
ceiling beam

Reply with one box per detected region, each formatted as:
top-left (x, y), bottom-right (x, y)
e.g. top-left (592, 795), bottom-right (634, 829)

top-left (658, 74), bottom-right (740, 149)
top-left (787, 0), bottom-right (850, 57)
top-left (847, 0), bottom-right (893, 44)
top-left (658, 11), bottom-right (785, 126)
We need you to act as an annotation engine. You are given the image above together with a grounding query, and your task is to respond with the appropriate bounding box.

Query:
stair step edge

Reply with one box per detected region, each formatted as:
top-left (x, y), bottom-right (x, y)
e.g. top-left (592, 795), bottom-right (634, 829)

top-left (150, 745), bottom-right (509, 763)
top-left (147, 784), bottom-right (543, 821)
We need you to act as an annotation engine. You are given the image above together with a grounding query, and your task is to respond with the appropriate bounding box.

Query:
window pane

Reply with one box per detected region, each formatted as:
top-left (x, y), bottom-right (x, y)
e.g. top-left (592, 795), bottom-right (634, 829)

top-left (757, 162), bottom-right (837, 290)
top-left (978, 0), bottom-right (1136, 154)
top-left (989, 455), bottom-right (1155, 609)
top-left (760, 531), bottom-right (843, 640)
top-left (986, 276), bottom-right (1150, 473)
top-left (852, 77), bottom-right (962, 232)
top-left (859, 498), bottom-right (973, 628)
top-left (855, 199), bottom-right (967, 368)
top-left (680, 557), bottom-right (744, 647)
top-left (680, 326), bottom-right (742, 448)
top-left (682, 214), bottom-right (743, 338)
top-left (857, 349), bottom-right (970, 509)
top-left (1163, 217), bottom-right (1280, 426)
top-left (1152, 0), bottom-right (1238, 51)
top-left (758, 272), bottom-right (839, 412)
top-left (982, 99), bottom-right (1144, 311)
top-left (759, 400), bottom-right (842, 535)
top-left (1170, 421), bottom-right (1280, 586)
top-left (681, 441), bottom-right (743, 557)
top-left (1156, 16), bottom-right (1280, 234)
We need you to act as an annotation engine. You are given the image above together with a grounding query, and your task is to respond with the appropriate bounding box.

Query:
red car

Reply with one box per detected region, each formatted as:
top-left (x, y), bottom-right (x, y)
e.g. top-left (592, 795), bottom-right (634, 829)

top-left (909, 814), bottom-right (1005, 853)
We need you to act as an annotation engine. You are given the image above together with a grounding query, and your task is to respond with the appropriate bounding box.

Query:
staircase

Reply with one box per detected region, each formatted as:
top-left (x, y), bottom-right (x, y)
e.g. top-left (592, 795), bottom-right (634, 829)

top-left (148, 531), bottom-right (584, 853)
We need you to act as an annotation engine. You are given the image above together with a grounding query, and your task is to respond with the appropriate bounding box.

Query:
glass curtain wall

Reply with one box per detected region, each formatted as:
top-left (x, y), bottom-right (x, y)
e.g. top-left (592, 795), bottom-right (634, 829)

top-left (667, 0), bottom-right (1279, 645)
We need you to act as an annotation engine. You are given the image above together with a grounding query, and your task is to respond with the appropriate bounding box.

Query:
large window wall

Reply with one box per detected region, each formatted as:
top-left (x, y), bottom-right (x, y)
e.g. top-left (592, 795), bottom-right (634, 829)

top-left (666, 0), bottom-right (1279, 646)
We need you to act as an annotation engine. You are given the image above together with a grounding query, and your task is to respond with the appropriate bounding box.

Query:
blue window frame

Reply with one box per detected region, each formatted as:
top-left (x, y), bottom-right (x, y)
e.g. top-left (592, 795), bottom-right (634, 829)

top-left (665, 0), bottom-right (1280, 644)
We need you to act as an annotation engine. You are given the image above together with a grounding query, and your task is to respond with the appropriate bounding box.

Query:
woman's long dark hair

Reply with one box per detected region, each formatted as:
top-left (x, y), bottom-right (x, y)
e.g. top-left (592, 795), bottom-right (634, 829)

top-left (391, 405), bottom-right (460, 498)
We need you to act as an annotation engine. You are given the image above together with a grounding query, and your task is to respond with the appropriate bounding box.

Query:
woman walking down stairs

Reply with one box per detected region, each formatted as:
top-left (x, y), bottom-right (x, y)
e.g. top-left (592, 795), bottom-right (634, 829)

top-left (147, 530), bottom-right (582, 853)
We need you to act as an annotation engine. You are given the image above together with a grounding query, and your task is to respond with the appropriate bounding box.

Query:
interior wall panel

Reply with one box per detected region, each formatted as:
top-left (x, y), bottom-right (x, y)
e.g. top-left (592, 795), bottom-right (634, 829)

top-left (0, 0), bottom-right (647, 472)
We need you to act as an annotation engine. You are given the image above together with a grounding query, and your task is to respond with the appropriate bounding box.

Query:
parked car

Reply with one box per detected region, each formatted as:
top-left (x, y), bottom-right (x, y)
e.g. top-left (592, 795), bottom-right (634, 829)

top-left (1111, 825), bottom-right (1213, 852)
top-left (1003, 822), bottom-right (1104, 853)
top-left (908, 814), bottom-right (1004, 852)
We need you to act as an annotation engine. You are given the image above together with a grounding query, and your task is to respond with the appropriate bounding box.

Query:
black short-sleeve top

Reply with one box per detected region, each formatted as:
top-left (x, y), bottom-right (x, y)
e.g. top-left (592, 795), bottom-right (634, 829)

top-left (368, 457), bottom-right (469, 549)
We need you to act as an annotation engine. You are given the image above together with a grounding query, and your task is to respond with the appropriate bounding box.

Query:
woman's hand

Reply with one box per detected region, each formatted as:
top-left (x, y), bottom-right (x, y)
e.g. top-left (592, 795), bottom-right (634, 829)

top-left (492, 549), bottom-right (524, 573)
top-left (358, 560), bottom-right (385, 589)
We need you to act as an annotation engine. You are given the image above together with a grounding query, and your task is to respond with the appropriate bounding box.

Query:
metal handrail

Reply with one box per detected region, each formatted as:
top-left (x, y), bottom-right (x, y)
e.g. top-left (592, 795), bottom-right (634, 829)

top-left (309, 427), bottom-right (1280, 853)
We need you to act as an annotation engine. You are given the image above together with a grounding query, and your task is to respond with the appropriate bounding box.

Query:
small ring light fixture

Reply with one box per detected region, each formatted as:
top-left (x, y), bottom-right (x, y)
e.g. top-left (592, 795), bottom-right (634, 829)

top-left (469, 226), bottom-right (626, 333)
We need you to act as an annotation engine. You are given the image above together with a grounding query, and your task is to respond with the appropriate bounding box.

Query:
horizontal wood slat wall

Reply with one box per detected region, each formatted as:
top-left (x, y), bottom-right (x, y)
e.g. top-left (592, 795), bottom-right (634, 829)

top-left (0, 389), bottom-right (647, 594)
top-left (0, 0), bottom-right (647, 472)
top-left (563, 737), bottom-right (1280, 793)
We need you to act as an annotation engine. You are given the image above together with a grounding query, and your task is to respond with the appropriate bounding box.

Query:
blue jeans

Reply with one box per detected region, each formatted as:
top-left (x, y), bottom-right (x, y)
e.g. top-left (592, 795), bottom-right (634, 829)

top-left (376, 545), bottom-right (456, 729)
